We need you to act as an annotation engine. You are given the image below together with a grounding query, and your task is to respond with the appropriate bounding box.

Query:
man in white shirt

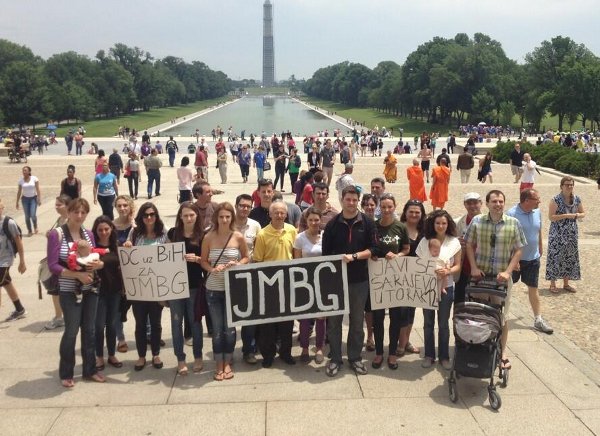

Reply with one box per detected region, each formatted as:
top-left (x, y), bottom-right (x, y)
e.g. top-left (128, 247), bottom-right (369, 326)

top-left (234, 194), bottom-right (262, 364)
top-left (520, 153), bottom-right (537, 191)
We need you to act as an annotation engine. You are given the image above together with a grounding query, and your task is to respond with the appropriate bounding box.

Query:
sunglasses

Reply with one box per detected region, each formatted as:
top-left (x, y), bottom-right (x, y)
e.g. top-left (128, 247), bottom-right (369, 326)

top-left (143, 212), bottom-right (156, 219)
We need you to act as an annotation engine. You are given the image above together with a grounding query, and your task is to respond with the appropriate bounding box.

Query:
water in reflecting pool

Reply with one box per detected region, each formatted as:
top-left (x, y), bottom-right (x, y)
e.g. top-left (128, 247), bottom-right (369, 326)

top-left (164, 97), bottom-right (347, 137)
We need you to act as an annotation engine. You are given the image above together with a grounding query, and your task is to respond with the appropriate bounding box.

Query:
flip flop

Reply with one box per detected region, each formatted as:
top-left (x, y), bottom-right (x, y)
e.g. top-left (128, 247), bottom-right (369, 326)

top-left (61, 379), bottom-right (75, 388)
top-left (501, 358), bottom-right (512, 370)
top-left (549, 284), bottom-right (559, 294)
top-left (213, 371), bottom-right (224, 381)
top-left (564, 285), bottom-right (577, 293)
top-left (223, 369), bottom-right (234, 380)
top-left (405, 342), bottom-right (420, 354)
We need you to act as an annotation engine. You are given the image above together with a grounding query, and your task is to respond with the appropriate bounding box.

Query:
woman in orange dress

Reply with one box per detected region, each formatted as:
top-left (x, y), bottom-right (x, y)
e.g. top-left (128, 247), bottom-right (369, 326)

top-left (383, 150), bottom-right (398, 183)
top-left (407, 159), bottom-right (427, 202)
top-left (429, 158), bottom-right (450, 210)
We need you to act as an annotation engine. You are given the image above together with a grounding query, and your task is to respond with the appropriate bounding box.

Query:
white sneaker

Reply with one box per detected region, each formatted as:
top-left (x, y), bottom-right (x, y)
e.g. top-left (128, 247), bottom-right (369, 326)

top-left (534, 317), bottom-right (554, 334)
top-left (44, 317), bottom-right (65, 330)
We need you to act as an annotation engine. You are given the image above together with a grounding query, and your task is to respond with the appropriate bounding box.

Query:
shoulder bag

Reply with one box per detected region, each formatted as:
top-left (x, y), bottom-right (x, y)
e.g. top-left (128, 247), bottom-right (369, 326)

top-left (194, 232), bottom-right (234, 322)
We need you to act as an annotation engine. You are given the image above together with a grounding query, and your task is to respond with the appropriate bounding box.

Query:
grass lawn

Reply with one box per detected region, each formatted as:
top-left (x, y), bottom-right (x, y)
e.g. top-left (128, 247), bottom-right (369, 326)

top-left (300, 97), bottom-right (438, 137)
top-left (301, 97), bottom-right (592, 136)
top-left (45, 97), bottom-right (233, 137)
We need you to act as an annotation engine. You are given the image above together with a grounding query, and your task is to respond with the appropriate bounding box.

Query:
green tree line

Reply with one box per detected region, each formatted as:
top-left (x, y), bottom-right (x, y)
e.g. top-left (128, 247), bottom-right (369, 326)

top-left (0, 40), bottom-right (232, 128)
top-left (303, 34), bottom-right (600, 132)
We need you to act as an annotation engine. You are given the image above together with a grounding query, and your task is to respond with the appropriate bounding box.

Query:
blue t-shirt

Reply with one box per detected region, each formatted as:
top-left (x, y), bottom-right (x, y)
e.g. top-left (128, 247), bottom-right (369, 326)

top-left (95, 172), bottom-right (117, 197)
top-left (254, 152), bottom-right (265, 167)
top-left (506, 204), bottom-right (539, 261)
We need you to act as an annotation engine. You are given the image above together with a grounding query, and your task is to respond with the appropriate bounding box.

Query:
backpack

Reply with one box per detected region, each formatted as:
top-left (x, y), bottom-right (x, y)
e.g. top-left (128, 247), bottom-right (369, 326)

top-left (2, 216), bottom-right (22, 257)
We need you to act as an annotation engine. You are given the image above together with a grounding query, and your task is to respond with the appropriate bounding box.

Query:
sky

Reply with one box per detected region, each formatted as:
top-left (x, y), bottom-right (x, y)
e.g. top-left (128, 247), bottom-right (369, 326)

top-left (2, 0), bottom-right (599, 82)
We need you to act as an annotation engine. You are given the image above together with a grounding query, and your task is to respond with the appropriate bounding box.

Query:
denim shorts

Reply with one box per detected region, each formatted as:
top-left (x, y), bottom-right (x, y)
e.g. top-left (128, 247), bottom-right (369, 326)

top-left (512, 258), bottom-right (540, 288)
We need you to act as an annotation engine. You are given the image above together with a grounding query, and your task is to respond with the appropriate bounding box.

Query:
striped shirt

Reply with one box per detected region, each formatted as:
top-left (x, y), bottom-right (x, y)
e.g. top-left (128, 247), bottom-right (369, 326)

top-left (464, 213), bottom-right (526, 275)
top-left (57, 227), bottom-right (94, 294)
top-left (205, 248), bottom-right (241, 291)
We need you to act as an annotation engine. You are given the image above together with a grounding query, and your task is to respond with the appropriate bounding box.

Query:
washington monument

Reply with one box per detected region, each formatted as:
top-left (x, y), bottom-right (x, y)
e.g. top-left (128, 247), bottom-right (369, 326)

top-left (262, 0), bottom-right (275, 86)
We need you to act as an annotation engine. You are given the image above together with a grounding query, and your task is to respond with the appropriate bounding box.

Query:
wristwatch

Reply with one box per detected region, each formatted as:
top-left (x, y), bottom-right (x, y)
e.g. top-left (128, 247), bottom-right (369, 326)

top-left (352, 253), bottom-right (358, 261)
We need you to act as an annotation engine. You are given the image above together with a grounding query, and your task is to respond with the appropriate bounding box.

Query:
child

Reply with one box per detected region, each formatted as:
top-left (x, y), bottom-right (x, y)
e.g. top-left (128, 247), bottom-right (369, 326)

top-left (67, 240), bottom-right (108, 302)
top-left (428, 238), bottom-right (448, 294)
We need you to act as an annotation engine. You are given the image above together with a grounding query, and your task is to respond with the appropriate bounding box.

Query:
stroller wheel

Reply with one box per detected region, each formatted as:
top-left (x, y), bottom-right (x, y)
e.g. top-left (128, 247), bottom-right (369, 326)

top-left (448, 380), bottom-right (458, 403)
top-left (500, 369), bottom-right (509, 388)
top-left (488, 389), bottom-right (502, 410)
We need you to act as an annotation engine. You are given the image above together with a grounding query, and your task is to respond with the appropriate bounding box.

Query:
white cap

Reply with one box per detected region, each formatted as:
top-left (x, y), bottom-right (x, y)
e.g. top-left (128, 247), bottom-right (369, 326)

top-left (464, 192), bottom-right (481, 201)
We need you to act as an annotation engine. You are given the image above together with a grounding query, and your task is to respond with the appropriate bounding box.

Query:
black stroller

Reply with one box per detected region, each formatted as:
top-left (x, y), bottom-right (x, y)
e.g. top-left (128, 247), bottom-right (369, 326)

top-left (448, 278), bottom-right (509, 410)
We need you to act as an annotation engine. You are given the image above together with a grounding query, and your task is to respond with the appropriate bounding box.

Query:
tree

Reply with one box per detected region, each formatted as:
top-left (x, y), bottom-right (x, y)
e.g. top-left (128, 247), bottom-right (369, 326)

top-left (0, 61), bottom-right (46, 127)
top-left (525, 36), bottom-right (596, 131)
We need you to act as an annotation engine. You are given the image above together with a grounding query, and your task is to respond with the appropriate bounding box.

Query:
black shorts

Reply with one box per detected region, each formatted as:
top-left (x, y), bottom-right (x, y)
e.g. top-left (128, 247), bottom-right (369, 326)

top-left (512, 258), bottom-right (540, 288)
top-left (421, 160), bottom-right (430, 171)
top-left (0, 267), bottom-right (12, 287)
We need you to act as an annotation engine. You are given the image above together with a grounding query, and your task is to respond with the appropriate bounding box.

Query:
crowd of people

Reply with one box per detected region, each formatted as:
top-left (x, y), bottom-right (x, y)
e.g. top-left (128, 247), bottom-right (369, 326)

top-left (0, 131), bottom-right (587, 390)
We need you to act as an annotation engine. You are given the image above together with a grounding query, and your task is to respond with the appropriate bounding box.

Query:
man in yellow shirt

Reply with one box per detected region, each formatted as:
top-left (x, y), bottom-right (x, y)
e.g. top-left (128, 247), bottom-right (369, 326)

top-left (253, 200), bottom-right (298, 367)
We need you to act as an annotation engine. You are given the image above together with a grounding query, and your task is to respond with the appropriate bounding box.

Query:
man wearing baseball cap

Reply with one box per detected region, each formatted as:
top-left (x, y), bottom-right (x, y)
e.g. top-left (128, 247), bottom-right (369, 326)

top-left (454, 192), bottom-right (482, 304)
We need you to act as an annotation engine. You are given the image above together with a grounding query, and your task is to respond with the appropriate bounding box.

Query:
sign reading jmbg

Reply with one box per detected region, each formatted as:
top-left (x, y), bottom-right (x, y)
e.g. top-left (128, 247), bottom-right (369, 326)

top-left (118, 242), bottom-right (189, 301)
top-left (225, 255), bottom-right (348, 327)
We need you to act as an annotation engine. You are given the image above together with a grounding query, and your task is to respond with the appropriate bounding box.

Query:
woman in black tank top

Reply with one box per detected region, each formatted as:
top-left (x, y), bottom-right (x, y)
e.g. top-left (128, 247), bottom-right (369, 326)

top-left (60, 165), bottom-right (81, 199)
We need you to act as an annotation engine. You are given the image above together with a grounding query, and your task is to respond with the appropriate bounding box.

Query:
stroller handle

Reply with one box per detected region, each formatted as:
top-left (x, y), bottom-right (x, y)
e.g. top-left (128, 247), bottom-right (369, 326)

top-left (466, 276), bottom-right (508, 299)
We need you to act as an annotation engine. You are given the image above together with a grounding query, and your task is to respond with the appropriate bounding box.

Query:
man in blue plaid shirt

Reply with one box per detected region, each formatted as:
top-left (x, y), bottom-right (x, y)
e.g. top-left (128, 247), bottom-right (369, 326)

top-left (465, 190), bottom-right (526, 371)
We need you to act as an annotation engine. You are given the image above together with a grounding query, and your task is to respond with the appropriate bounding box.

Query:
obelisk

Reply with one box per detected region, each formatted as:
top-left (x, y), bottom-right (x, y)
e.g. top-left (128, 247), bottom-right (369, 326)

top-left (262, 0), bottom-right (275, 87)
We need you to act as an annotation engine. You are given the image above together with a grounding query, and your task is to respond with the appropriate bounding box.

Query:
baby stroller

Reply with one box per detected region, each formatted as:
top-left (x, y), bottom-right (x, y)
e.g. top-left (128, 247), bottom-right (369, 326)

top-left (448, 277), bottom-right (508, 410)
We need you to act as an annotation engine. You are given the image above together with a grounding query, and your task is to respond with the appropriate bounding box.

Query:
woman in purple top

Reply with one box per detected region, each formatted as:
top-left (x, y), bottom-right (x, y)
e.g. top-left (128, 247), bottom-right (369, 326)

top-left (47, 198), bottom-right (105, 388)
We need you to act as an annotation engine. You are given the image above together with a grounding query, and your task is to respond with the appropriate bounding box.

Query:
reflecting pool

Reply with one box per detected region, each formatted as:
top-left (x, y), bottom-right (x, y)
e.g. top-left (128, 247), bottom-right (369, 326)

top-left (163, 97), bottom-right (347, 137)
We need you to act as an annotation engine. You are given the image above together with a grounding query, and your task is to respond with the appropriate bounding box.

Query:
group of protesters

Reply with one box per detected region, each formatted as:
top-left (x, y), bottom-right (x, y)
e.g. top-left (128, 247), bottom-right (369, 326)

top-left (0, 129), bottom-right (586, 390)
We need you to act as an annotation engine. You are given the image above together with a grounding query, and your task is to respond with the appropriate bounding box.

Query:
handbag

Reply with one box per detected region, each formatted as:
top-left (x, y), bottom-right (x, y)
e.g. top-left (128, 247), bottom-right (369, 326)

top-left (37, 226), bottom-right (64, 298)
top-left (194, 232), bottom-right (234, 322)
top-left (263, 161), bottom-right (272, 171)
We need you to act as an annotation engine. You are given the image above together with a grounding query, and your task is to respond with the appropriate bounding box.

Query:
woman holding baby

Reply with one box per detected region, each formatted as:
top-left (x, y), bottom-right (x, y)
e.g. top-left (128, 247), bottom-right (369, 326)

top-left (47, 198), bottom-right (105, 387)
top-left (415, 210), bottom-right (461, 371)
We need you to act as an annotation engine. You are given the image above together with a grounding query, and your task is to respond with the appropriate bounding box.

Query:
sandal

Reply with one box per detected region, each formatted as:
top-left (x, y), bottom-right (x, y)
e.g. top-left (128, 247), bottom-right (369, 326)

top-left (107, 357), bottom-right (123, 368)
top-left (223, 369), bottom-right (234, 380)
top-left (193, 359), bottom-right (204, 373)
top-left (87, 372), bottom-right (106, 383)
top-left (501, 358), bottom-right (512, 370)
top-left (213, 371), bottom-right (224, 381)
top-left (405, 342), bottom-right (420, 354)
top-left (549, 284), bottom-right (559, 294)
top-left (177, 363), bottom-right (188, 376)
top-left (61, 379), bottom-right (75, 388)
top-left (366, 338), bottom-right (375, 352)
top-left (564, 285), bottom-right (577, 293)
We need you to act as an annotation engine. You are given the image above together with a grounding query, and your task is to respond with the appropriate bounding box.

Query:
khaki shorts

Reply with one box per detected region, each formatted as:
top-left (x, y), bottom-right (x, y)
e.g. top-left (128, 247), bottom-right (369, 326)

top-left (510, 165), bottom-right (523, 176)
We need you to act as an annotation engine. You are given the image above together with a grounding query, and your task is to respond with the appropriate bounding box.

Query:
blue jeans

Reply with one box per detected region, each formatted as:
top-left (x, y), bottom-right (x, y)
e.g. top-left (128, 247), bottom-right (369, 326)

top-left (95, 292), bottom-right (120, 358)
top-left (206, 290), bottom-right (236, 362)
top-left (327, 280), bottom-right (369, 364)
top-left (241, 325), bottom-right (256, 354)
top-left (423, 286), bottom-right (454, 361)
top-left (168, 150), bottom-right (176, 167)
top-left (59, 291), bottom-right (99, 379)
top-left (170, 288), bottom-right (203, 362)
top-left (21, 196), bottom-right (38, 233)
top-left (147, 169), bottom-right (161, 196)
top-left (256, 167), bottom-right (264, 182)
